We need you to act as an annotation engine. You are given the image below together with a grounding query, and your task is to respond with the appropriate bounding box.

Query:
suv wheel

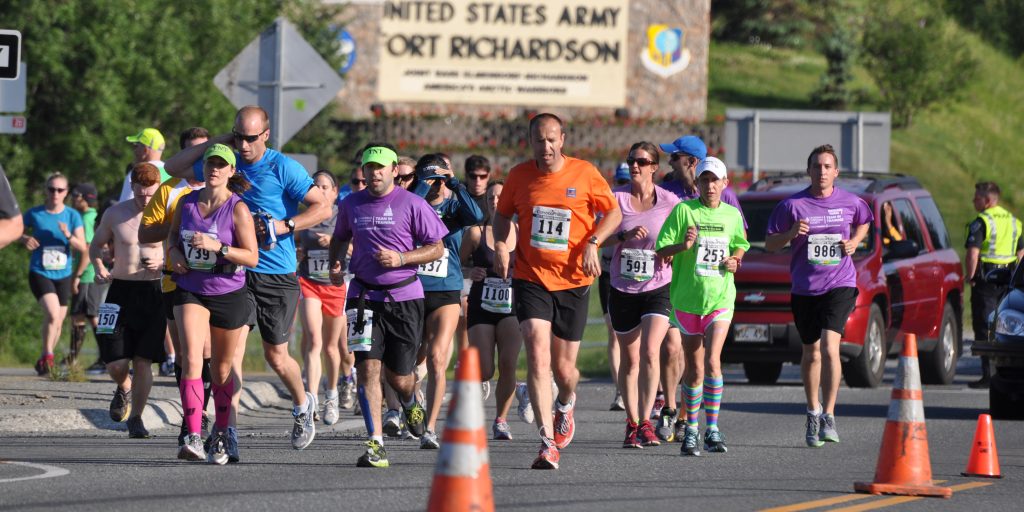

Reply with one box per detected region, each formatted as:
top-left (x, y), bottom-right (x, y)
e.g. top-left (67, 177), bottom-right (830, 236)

top-left (743, 362), bottom-right (783, 384)
top-left (920, 303), bottom-right (959, 385)
top-left (843, 304), bottom-right (886, 388)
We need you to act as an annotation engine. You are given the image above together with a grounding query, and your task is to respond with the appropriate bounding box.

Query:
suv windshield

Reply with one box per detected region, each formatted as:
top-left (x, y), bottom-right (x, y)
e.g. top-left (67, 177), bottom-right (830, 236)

top-left (741, 199), bottom-right (874, 255)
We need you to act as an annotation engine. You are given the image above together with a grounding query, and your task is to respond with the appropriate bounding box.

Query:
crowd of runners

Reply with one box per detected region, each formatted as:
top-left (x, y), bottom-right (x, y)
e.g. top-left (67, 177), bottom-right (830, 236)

top-left (5, 106), bottom-right (875, 469)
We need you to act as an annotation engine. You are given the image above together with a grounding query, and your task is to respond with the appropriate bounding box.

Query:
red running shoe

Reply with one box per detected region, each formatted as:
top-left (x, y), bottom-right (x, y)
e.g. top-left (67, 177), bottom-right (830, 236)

top-left (637, 420), bottom-right (661, 447)
top-left (34, 355), bottom-right (54, 376)
top-left (531, 438), bottom-right (560, 469)
top-left (623, 419), bottom-right (641, 449)
top-left (553, 396), bottom-right (576, 449)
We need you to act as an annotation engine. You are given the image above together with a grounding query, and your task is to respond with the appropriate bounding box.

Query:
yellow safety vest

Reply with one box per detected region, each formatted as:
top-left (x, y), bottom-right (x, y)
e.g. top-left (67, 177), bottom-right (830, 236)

top-left (973, 205), bottom-right (1021, 265)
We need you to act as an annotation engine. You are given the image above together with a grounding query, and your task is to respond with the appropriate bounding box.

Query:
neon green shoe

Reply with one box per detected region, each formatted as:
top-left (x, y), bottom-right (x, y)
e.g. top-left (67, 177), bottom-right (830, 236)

top-left (356, 440), bottom-right (389, 468)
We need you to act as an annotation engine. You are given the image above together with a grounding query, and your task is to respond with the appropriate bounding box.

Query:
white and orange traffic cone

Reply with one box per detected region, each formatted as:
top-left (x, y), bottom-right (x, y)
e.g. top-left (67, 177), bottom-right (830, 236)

top-left (854, 333), bottom-right (952, 498)
top-left (427, 346), bottom-right (494, 512)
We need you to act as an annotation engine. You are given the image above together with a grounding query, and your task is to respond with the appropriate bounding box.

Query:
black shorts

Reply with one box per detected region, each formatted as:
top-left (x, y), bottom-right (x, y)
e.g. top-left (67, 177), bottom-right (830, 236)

top-left (97, 279), bottom-right (167, 363)
top-left (466, 279), bottom-right (517, 328)
top-left (597, 272), bottom-right (611, 315)
top-left (513, 279), bottom-right (590, 342)
top-left (349, 298), bottom-right (424, 375)
top-left (70, 281), bottom-right (107, 317)
top-left (163, 290), bottom-right (175, 321)
top-left (245, 272), bottom-right (300, 345)
top-left (791, 287), bottom-right (858, 345)
top-left (174, 287), bottom-right (250, 330)
top-left (608, 284), bottom-right (672, 334)
top-left (28, 272), bottom-right (71, 306)
top-left (424, 289), bottom-right (461, 315)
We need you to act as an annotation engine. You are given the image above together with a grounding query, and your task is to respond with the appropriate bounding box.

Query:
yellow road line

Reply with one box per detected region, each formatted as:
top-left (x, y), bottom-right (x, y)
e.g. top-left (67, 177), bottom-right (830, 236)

top-left (759, 493), bottom-right (875, 512)
top-left (828, 482), bottom-right (994, 512)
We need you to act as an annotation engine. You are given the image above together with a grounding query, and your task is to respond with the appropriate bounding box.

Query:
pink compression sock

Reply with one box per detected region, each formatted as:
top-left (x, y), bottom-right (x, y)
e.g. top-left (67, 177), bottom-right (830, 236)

top-left (179, 378), bottom-right (204, 435)
top-left (211, 380), bottom-right (234, 430)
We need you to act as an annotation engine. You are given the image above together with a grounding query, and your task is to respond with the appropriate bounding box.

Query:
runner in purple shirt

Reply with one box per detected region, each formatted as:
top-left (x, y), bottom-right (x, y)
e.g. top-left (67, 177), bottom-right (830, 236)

top-left (328, 142), bottom-right (447, 469)
top-left (765, 144), bottom-right (872, 449)
top-left (659, 135), bottom-right (747, 229)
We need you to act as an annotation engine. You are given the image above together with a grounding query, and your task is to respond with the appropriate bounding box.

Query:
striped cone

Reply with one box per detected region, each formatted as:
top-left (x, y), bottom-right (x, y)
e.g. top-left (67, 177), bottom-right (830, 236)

top-left (854, 333), bottom-right (952, 498)
top-left (427, 346), bottom-right (494, 512)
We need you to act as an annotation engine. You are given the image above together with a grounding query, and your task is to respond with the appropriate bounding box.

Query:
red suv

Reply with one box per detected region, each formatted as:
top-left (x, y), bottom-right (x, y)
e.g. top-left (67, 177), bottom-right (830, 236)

top-left (726, 173), bottom-right (964, 387)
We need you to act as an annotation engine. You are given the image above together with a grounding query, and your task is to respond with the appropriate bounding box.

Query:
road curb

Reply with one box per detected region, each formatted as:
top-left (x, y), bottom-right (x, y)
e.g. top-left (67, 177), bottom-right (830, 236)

top-left (0, 381), bottom-right (284, 434)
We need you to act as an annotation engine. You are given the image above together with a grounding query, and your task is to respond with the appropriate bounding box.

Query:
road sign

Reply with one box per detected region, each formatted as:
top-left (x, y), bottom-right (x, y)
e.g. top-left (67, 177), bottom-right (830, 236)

top-left (0, 63), bottom-right (26, 112)
top-left (0, 115), bottom-right (26, 134)
top-left (0, 29), bottom-right (22, 81)
top-left (285, 153), bottom-right (318, 176)
top-left (214, 18), bottom-right (343, 149)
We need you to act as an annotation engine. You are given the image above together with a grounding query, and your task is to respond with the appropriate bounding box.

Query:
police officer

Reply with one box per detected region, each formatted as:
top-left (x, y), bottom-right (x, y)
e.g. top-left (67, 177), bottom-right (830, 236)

top-left (965, 182), bottom-right (1024, 388)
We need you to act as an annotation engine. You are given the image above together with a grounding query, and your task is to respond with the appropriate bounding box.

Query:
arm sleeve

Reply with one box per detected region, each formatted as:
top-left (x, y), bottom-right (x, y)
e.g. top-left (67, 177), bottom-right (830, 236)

top-left (965, 219), bottom-right (984, 249)
top-left (69, 209), bottom-right (84, 232)
top-left (283, 159), bottom-right (315, 203)
top-left (141, 184), bottom-right (170, 226)
top-left (853, 197), bottom-right (874, 226)
top-left (447, 183), bottom-right (484, 229)
top-left (0, 168), bottom-right (20, 219)
top-left (332, 201), bottom-right (352, 242)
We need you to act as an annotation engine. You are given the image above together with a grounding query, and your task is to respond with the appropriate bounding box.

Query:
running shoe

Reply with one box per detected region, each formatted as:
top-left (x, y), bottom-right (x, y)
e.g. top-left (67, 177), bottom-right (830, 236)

top-left (34, 355), bottom-right (54, 377)
top-left (86, 359), bottom-right (107, 375)
top-left (492, 418), bottom-right (512, 441)
top-left (323, 395), bottom-right (340, 426)
top-left (178, 433), bottom-right (206, 461)
top-left (226, 427), bottom-right (240, 463)
top-left (420, 430), bottom-right (440, 449)
top-left (109, 387), bottom-right (131, 422)
top-left (177, 421), bottom-right (188, 447)
top-left (404, 401), bottom-right (427, 438)
top-left (656, 407), bottom-right (677, 442)
top-left (515, 383), bottom-right (534, 425)
top-left (805, 412), bottom-right (824, 448)
top-left (481, 380), bottom-right (492, 401)
top-left (673, 420), bottom-right (688, 443)
top-left (622, 420), bottom-right (641, 449)
top-left (383, 409), bottom-right (403, 438)
top-left (637, 420), bottom-right (661, 447)
top-left (680, 426), bottom-right (701, 456)
top-left (552, 395), bottom-right (576, 449)
top-left (127, 416), bottom-right (150, 439)
top-left (159, 360), bottom-right (175, 377)
top-left (609, 392), bottom-right (625, 411)
top-left (207, 431), bottom-right (228, 465)
top-left (819, 413), bottom-right (840, 443)
top-left (704, 428), bottom-right (727, 453)
top-left (339, 381), bottom-right (355, 410)
top-left (650, 394), bottom-right (666, 420)
top-left (531, 437), bottom-right (560, 470)
top-left (356, 439), bottom-right (389, 468)
top-left (201, 413), bottom-right (211, 436)
top-left (290, 391), bottom-right (317, 450)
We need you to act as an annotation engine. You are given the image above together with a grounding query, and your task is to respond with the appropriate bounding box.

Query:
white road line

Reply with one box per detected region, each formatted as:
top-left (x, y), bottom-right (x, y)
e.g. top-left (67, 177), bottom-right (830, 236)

top-left (0, 461), bottom-right (70, 483)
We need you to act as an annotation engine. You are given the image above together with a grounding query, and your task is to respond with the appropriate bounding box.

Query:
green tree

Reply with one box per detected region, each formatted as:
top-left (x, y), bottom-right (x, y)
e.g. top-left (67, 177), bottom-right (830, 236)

top-left (861, 1), bottom-right (978, 127)
top-left (811, 0), bottom-right (860, 110)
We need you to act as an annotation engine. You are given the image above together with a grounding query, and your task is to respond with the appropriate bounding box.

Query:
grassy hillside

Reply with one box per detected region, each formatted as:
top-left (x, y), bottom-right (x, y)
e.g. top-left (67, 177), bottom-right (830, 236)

top-left (709, 34), bottom-right (1024, 254)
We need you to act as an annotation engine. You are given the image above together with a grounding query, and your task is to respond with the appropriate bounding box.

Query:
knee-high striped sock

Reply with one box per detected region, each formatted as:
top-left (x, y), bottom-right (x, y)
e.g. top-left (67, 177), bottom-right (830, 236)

top-left (703, 376), bottom-right (724, 430)
top-left (683, 384), bottom-right (702, 428)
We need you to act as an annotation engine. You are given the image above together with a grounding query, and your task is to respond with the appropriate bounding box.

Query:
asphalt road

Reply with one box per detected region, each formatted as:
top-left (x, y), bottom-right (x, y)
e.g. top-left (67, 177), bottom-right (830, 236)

top-left (1, 356), bottom-right (1020, 512)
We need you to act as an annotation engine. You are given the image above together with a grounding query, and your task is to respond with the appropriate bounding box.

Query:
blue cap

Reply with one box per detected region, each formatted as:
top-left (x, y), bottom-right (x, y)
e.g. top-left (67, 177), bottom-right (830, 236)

top-left (659, 135), bottom-right (707, 160)
top-left (614, 163), bottom-right (630, 182)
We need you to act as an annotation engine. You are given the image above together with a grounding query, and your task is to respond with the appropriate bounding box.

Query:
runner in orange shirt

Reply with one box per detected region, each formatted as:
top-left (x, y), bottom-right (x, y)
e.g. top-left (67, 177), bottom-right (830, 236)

top-left (493, 113), bottom-right (621, 469)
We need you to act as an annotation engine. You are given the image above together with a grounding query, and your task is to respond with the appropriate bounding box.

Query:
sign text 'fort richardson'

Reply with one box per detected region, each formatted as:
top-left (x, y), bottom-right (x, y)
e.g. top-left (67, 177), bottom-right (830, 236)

top-left (377, 0), bottom-right (629, 107)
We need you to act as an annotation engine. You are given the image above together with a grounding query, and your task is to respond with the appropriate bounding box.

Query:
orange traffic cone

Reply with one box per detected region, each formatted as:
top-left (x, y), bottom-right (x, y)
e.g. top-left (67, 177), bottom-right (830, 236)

top-left (427, 346), bottom-right (494, 512)
top-left (854, 333), bottom-right (952, 498)
top-left (962, 414), bottom-right (1002, 478)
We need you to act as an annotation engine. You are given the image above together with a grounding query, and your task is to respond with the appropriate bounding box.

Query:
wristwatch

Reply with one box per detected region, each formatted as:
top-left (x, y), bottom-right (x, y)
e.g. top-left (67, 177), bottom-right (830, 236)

top-left (219, 244), bottom-right (230, 257)
top-left (284, 218), bottom-right (296, 234)
top-left (588, 235), bottom-right (599, 245)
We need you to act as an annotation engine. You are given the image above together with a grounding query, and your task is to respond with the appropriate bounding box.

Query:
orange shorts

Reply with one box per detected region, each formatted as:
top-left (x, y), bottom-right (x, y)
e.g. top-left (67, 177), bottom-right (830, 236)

top-left (299, 277), bottom-right (346, 318)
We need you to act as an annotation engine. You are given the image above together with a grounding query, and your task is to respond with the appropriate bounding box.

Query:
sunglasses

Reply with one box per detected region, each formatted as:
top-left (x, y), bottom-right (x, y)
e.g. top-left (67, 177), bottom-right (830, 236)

top-left (395, 174), bottom-right (415, 183)
top-left (626, 157), bottom-right (655, 167)
top-left (232, 128), bottom-right (268, 143)
top-left (47, 187), bottom-right (67, 193)
top-left (670, 153), bottom-right (693, 162)
top-left (467, 173), bottom-right (489, 180)
top-left (351, 178), bottom-right (366, 186)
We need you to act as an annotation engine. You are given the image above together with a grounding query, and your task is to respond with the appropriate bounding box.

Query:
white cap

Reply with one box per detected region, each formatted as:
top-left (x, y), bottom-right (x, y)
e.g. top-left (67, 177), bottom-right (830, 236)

top-left (696, 156), bottom-right (727, 180)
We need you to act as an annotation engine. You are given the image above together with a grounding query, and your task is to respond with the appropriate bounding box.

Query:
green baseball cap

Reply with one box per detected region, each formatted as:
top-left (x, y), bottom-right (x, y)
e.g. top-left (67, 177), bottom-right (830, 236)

top-left (361, 146), bottom-right (398, 167)
top-left (203, 143), bottom-right (236, 167)
top-left (126, 128), bottom-right (166, 151)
